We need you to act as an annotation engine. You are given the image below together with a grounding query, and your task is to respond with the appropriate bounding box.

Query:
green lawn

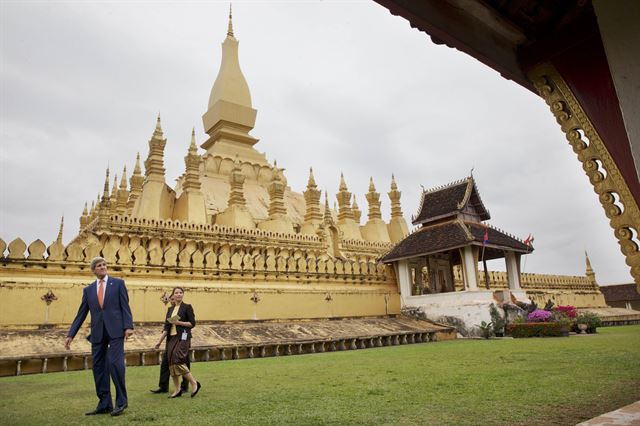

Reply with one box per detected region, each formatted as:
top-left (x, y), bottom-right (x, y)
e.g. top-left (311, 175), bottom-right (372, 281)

top-left (2, 325), bottom-right (639, 425)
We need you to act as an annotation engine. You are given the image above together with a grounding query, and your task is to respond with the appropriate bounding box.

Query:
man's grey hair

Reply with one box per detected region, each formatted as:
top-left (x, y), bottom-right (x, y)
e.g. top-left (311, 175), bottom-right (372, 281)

top-left (90, 256), bottom-right (107, 271)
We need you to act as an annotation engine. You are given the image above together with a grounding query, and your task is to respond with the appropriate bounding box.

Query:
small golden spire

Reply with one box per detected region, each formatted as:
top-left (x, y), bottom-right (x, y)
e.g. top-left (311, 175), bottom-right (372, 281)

top-left (82, 202), bottom-right (88, 216)
top-left (134, 152), bottom-right (141, 174)
top-left (339, 172), bottom-right (347, 191)
top-left (56, 216), bottom-right (64, 243)
top-left (391, 173), bottom-right (398, 191)
top-left (227, 3), bottom-right (234, 37)
top-left (190, 127), bottom-right (197, 152)
top-left (102, 168), bottom-right (110, 201)
top-left (369, 177), bottom-right (376, 193)
top-left (153, 113), bottom-right (163, 138)
top-left (119, 166), bottom-right (128, 190)
top-left (111, 173), bottom-right (118, 198)
top-left (307, 167), bottom-right (317, 188)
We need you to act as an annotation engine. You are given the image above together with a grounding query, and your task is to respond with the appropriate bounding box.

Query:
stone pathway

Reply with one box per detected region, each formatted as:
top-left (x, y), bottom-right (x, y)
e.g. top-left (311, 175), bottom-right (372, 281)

top-left (578, 400), bottom-right (640, 425)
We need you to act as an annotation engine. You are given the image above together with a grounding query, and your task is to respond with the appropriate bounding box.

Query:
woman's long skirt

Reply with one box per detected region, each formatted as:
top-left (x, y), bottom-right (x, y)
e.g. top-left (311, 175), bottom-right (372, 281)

top-left (167, 334), bottom-right (191, 377)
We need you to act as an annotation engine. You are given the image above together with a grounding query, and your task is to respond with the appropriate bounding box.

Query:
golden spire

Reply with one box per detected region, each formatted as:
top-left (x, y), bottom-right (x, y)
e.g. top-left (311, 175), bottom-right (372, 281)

top-left (119, 166), bottom-right (128, 190)
top-left (133, 152), bottom-right (142, 175)
top-left (154, 113), bottom-right (163, 138)
top-left (307, 167), bottom-right (317, 188)
top-left (189, 127), bottom-right (198, 153)
top-left (323, 191), bottom-right (333, 225)
top-left (388, 173), bottom-right (403, 219)
top-left (56, 216), bottom-right (64, 244)
top-left (352, 195), bottom-right (362, 224)
top-left (227, 3), bottom-right (234, 38)
top-left (80, 202), bottom-right (89, 230)
top-left (82, 202), bottom-right (88, 216)
top-left (336, 173), bottom-right (353, 221)
top-left (366, 177), bottom-right (382, 220)
top-left (585, 251), bottom-right (596, 284)
top-left (101, 168), bottom-right (110, 203)
top-left (111, 173), bottom-right (118, 199)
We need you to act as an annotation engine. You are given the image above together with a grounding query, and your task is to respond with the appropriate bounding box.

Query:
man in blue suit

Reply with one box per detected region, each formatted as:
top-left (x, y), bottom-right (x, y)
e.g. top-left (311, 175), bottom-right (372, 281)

top-left (65, 256), bottom-right (134, 417)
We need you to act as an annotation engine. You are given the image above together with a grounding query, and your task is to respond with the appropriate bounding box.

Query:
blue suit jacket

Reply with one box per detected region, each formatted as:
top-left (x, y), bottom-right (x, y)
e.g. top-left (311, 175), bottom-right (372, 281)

top-left (67, 276), bottom-right (134, 344)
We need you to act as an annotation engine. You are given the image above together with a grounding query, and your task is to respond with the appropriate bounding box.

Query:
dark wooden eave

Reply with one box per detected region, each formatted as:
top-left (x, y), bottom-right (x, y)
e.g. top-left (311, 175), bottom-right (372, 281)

top-left (381, 220), bottom-right (531, 263)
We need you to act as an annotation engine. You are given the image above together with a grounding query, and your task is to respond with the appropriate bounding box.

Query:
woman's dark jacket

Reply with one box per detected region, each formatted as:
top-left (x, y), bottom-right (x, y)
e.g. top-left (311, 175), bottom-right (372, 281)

top-left (163, 303), bottom-right (196, 339)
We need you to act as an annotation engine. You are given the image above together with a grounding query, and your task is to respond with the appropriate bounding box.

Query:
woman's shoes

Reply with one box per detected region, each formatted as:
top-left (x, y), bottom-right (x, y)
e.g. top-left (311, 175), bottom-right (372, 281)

top-left (190, 382), bottom-right (202, 398)
top-left (168, 390), bottom-right (183, 398)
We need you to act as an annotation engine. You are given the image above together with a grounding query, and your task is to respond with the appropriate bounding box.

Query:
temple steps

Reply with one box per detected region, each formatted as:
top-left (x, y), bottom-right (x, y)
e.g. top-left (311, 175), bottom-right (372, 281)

top-left (0, 317), bottom-right (455, 377)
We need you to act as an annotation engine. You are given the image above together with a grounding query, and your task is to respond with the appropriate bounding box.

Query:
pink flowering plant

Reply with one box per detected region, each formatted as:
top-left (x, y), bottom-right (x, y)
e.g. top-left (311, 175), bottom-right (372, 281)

top-left (527, 309), bottom-right (552, 322)
top-left (554, 305), bottom-right (577, 319)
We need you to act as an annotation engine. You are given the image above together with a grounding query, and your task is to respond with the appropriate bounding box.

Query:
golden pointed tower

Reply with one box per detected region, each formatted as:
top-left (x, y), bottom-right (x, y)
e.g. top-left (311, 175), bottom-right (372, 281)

top-left (352, 195), bottom-right (362, 224)
top-left (128, 152), bottom-right (144, 211)
top-left (201, 7), bottom-right (267, 166)
top-left (173, 129), bottom-right (207, 224)
top-left (110, 173), bottom-right (118, 209)
top-left (56, 216), bottom-right (64, 244)
top-left (215, 155), bottom-right (255, 229)
top-left (80, 202), bottom-right (89, 230)
top-left (132, 115), bottom-right (175, 220)
top-left (362, 177), bottom-right (391, 242)
top-left (116, 166), bottom-right (129, 215)
top-left (258, 163), bottom-right (294, 233)
top-left (335, 173), bottom-right (362, 240)
top-left (99, 168), bottom-right (111, 221)
top-left (585, 251), bottom-right (597, 285)
top-left (387, 174), bottom-right (409, 243)
top-left (301, 167), bottom-right (323, 234)
top-left (323, 191), bottom-right (334, 226)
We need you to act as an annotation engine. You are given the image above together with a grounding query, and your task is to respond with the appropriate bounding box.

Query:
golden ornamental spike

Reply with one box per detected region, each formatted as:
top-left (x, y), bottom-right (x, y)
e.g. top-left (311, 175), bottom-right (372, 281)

top-left (227, 3), bottom-right (234, 37)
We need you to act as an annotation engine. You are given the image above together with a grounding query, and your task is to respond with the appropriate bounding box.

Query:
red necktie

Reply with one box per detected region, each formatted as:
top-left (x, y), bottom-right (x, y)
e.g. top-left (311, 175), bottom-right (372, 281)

top-left (98, 279), bottom-right (105, 309)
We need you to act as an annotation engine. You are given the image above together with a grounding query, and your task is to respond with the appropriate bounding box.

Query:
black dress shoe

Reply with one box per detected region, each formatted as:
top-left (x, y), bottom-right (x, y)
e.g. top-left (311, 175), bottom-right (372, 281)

top-left (150, 388), bottom-right (168, 394)
top-left (168, 390), bottom-right (182, 398)
top-left (110, 404), bottom-right (127, 417)
top-left (191, 382), bottom-right (202, 398)
top-left (85, 407), bottom-right (112, 415)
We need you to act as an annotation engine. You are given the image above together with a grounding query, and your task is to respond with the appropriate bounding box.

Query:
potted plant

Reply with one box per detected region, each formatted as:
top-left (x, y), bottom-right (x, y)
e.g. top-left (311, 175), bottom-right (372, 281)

top-left (575, 312), bottom-right (602, 334)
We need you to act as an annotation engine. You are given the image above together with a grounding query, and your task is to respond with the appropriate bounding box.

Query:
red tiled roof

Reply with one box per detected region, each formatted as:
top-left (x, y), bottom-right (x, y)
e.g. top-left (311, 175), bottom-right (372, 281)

top-left (600, 284), bottom-right (640, 302)
top-left (412, 177), bottom-right (490, 225)
top-left (380, 220), bottom-right (531, 263)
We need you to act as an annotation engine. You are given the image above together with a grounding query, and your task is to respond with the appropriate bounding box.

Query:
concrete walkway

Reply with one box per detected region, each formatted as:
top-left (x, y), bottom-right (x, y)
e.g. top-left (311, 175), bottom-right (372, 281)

top-left (578, 400), bottom-right (640, 425)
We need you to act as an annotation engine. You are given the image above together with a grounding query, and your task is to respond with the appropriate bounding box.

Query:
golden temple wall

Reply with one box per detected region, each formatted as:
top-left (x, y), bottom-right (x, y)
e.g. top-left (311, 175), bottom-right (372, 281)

top-left (0, 220), bottom-right (399, 329)
top-left (452, 267), bottom-right (606, 308)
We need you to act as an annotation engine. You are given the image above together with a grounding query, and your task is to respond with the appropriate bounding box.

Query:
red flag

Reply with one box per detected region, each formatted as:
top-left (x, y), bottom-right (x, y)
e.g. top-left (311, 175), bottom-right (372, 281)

top-left (524, 234), bottom-right (534, 246)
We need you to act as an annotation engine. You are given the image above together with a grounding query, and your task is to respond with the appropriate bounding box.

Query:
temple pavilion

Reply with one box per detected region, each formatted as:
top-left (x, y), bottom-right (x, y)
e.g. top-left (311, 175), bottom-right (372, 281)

top-left (381, 176), bottom-right (532, 328)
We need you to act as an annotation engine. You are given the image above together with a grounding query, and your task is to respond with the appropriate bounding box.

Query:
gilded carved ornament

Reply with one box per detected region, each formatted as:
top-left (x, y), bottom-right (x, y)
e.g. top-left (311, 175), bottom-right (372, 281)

top-left (529, 64), bottom-right (640, 288)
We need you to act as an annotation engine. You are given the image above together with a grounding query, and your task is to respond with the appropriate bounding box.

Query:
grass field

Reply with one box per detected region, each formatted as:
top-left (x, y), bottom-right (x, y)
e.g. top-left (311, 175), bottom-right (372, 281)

top-left (1, 325), bottom-right (639, 425)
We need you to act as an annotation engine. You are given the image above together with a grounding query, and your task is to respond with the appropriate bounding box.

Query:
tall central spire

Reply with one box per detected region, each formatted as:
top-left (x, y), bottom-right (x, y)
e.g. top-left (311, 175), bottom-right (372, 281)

top-left (201, 7), bottom-right (266, 166)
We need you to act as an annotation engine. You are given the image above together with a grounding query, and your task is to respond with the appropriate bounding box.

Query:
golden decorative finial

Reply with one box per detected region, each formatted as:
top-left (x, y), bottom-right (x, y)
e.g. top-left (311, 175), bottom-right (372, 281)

top-left (585, 250), bottom-right (596, 284)
top-left (153, 113), bottom-right (163, 138)
top-left (82, 202), bottom-right (88, 216)
top-left (120, 166), bottom-right (128, 190)
top-left (111, 173), bottom-right (118, 198)
top-left (390, 173), bottom-right (398, 191)
top-left (102, 168), bottom-right (110, 201)
top-left (307, 167), bottom-right (317, 188)
top-left (369, 177), bottom-right (376, 192)
top-left (133, 152), bottom-right (142, 175)
top-left (227, 3), bottom-right (234, 37)
top-left (56, 216), bottom-right (64, 243)
top-left (339, 173), bottom-right (348, 191)
top-left (189, 127), bottom-right (198, 154)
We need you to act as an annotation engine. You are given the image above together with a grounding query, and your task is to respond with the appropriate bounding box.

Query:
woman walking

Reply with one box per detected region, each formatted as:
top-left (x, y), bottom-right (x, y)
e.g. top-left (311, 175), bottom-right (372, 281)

top-left (155, 287), bottom-right (201, 398)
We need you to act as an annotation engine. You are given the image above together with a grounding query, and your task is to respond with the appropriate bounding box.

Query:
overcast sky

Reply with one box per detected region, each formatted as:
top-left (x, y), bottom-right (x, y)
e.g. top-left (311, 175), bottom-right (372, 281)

top-left (0, 1), bottom-right (630, 284)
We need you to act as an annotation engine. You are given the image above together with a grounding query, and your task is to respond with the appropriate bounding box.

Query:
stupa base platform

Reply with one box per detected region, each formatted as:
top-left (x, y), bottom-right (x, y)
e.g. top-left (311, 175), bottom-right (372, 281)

top-left (0, 316), bottom-right (455, 377)
top-left (579, 307), bottom-right (640, 326)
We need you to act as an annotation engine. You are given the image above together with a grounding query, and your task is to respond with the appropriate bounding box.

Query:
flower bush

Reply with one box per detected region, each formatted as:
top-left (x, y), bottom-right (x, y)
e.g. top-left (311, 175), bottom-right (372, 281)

top-left (527, 309), bottom-right (552, 322)
top-left (507, 322), bottom-right (563, 338)
top-left (554, 305), bottom-right (577, 319)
